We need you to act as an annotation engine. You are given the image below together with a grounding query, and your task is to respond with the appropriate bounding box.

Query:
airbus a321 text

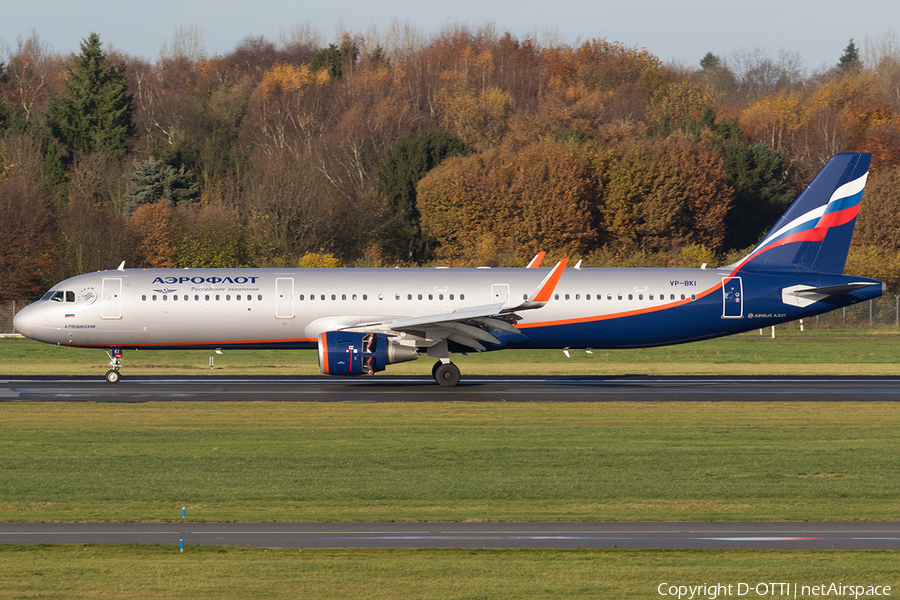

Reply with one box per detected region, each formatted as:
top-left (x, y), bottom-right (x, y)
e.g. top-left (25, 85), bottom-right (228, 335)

top-left (14, 153), bottom-right (883, 386)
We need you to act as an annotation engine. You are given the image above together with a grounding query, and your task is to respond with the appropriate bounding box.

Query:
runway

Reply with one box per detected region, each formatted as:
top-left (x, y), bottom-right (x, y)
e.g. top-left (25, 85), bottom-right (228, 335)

top-left (2, 521), bottom-right (899, 550)
top-left (3, 375), bottom-right (897, 552)
top-left (1, 375), bottom-right (899, 402)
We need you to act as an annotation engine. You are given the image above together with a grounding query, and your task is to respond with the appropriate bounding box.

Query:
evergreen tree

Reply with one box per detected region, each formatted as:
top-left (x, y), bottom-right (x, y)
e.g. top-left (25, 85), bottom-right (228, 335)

top-left (123, 157), bottom-right (200, 217)
top-left (673, 109), bottom-right (795, 251)
top-left (838, 39), bottom-right (862, 73)
top-left (45, 33), bottom-right (134, 157)
top-left (310, 38), bottom-right (359, 78)
top-left (375, 129), bottom-right (473, 262)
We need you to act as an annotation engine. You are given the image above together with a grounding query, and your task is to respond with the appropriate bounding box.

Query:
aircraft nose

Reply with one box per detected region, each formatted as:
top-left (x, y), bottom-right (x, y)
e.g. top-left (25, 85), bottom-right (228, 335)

top-left (13, 304), bottom-right (33, 338)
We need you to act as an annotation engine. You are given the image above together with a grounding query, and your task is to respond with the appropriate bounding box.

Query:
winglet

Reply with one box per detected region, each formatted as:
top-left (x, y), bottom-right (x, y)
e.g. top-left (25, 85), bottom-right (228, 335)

top-left (507, 258), bottom-right (568, 311)
top-left (526, 252), bottom-right (546, 268)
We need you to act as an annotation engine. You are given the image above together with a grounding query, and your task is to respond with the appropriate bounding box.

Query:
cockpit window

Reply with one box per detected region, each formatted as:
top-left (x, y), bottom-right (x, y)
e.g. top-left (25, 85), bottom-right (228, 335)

top-left (46, 291), bottom-right (65, 302)
top-left (66, 291), bottom-right (75, 302)
top-left (41, 291), bottom-right (56, 301)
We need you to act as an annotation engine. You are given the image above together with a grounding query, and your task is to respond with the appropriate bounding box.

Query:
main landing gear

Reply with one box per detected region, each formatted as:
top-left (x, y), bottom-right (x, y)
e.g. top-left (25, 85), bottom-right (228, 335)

top-left (431, 360), bottom-right (461, 387)
top-left (105, 348), bottom-right (123, 384)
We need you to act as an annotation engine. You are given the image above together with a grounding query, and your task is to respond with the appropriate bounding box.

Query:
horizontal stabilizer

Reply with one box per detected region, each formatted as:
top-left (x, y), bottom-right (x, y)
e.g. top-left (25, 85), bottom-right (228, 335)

top-left (782, 282), bottom-right (881, 307)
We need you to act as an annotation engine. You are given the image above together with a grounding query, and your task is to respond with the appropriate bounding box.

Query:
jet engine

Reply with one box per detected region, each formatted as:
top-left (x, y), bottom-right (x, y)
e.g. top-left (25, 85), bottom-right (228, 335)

top-left (317, 332), bottom-right (418, 376)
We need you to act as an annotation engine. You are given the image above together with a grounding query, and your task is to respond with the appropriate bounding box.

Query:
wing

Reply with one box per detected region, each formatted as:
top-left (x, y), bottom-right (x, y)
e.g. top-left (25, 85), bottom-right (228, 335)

top-left (344, 259), bottom-right (568, 352)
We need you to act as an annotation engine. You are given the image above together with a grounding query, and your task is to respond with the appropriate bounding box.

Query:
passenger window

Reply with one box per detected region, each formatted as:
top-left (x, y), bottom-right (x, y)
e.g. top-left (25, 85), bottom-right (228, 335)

top-left (554, 294), bottom-right (559, 300)
top-left (460, 294), bottom-right (465, 300)
top-left (299, 295), bottom-right (305, 301)
top-left (142, 295), bottom-right (147, 301)
top-left (649, 294), bottom-right (654, 300)
top-left (163, 295), bottom-right (168, 301)
top-left (237, 295), bottom-right (241, 301)
top-left (205, 295), bottom-right (210, 301)
top-left (194, 295), bottom-right (199, 301)
top-left (258, 295), bottom-right (262, 301)
top-left (332, 294), bottom-right (337, 301)
top-left (617, 294), bottom-right (622, 301)
top-left (342, 294), bottom-right (347, 300)
top-left (439, 294), bottom-right (443, 300)
top-left (681, 294), bottom-right (686, 300)
top-left (450, 294), bottom-right (454, 300)
top-left (173, 295), bottom-right (179, 302)
top-left (638, 294), bottom-right (643, 300)
top-left (226, 295), bottom-right (231, 301)
top-left (586, 294), bottom-right (590, 300)
top-left (691, 294), bottom-right (696, 301)
top-left (152, 295), bottom-right (157, 301)
top-left (320, 295), bottom-right (325, 301)
top-left (418, 294), bottom-right (423, 300)
top-left (352, 294), bottom-right (357, 301)
top-left (363, 294), bottom-right (368, 300)
top-left (216, 295), bottom-right (220, 301)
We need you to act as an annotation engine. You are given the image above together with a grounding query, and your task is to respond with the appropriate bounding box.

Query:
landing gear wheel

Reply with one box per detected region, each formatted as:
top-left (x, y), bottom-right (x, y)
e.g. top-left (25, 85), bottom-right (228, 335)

top-left (105, 369), bottom-right (121, 384)
top-left (434, 362), bottom-right (461, 387)
top-left (432, 360), bottom-right (441, 380)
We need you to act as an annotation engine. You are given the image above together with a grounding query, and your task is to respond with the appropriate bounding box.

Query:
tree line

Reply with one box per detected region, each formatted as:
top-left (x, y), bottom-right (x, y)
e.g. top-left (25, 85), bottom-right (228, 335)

top-left (2, 27), bottom-right (900, 302)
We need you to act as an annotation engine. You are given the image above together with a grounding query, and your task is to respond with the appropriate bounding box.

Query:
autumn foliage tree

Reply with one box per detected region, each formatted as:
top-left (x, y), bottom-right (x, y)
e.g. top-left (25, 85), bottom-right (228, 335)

top-left (3, 25), bottom-right (900, 299)
top-left (594, 140), bottom-right (733, 253)
top-left (417, 140), bottom-right (598, 263)
top-left (0, 135), bottom-right (55, 300)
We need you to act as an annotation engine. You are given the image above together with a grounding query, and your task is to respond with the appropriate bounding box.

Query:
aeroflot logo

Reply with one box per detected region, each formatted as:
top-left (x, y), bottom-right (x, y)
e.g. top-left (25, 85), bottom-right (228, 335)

top-left (151, 276), bottom-right (260, 285)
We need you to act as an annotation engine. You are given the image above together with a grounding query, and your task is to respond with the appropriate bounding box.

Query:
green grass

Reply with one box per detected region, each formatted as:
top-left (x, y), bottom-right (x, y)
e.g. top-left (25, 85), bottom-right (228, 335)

top-left (2, 402), bottom-right (900, 522)
top-left (2, 328), bottom-right (900, 376)
top-left (0, 546), bottom-right (897, 599)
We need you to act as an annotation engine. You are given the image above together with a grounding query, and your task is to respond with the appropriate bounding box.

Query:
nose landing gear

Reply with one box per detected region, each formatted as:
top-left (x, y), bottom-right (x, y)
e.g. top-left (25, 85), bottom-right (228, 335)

top-left (105, 349), bottom-right (123, 384)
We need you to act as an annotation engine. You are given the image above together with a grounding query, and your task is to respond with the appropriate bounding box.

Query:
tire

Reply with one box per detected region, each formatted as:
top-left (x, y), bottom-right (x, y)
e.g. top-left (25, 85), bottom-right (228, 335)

top-left (105, 369), bottom-right (121, 384)
top-left (434, 362), bottom-right (461, 387)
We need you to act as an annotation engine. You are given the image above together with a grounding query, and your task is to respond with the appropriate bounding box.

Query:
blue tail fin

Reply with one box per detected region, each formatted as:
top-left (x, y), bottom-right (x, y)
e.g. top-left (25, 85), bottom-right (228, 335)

top-left (732, 153), bottom-right (871, 274)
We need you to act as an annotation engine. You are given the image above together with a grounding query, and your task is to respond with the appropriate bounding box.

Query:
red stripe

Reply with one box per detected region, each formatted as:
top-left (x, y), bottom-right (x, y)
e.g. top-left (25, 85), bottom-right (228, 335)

top-left (815, 204), bottom-right (859, 230)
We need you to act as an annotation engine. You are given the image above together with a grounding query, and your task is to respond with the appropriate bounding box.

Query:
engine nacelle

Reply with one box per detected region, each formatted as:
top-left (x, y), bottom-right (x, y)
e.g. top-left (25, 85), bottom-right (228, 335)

top-left (318, 332), bottom-right (418, 376)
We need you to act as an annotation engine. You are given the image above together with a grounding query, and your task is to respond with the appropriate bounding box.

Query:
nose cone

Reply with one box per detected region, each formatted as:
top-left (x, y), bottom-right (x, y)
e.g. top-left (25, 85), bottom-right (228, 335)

top-left (13, 304), bottom-right (33, 338)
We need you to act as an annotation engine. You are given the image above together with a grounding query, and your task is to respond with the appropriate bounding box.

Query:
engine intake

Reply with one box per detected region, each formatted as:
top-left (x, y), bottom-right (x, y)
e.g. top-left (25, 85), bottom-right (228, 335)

top-left (318, 332), bottom-right (418, 376)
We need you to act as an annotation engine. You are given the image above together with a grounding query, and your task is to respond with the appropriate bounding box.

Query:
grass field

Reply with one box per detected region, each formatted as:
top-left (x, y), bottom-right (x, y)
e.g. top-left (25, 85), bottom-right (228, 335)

top-left (1, 546), bottom-right (898, 599)
top-left (2, 327), bottom-right (900, 376)
top-left (2, 401), bottom-right (899, 522)
top-left (2, 333), bottom-right (898, 598)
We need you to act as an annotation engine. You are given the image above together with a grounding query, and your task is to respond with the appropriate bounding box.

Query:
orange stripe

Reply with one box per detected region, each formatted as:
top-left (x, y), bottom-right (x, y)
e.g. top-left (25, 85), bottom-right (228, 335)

top-left (532, 258), bottom-right (568, 303)
top-left (320, 332), bottom-right (330, 374)
top-left (77, 337), bottom-right (317, 348)
top-left (519, 281), bottom-right (723, 328)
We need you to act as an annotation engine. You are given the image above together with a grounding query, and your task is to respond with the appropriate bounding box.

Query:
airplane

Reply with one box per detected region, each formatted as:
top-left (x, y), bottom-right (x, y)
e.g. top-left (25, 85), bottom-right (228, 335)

top-left (13, 152), bottom-right (883, 386)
